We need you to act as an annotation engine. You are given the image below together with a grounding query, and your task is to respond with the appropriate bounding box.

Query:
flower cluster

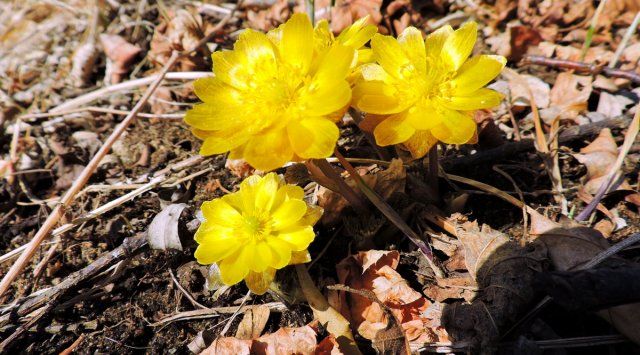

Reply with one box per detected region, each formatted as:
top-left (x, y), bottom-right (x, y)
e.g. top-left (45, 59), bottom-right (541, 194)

top-left (188, 15), bottom-right (505, 293)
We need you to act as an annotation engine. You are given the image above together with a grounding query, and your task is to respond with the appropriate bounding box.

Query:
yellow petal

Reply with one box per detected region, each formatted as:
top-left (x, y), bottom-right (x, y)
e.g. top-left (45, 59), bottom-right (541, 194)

top-left (211, 50), bottom-right (247, 90)
top-left (352, 81), bottom-right (403, 114)
top-left (402, 130), bottom-right (438, 159)
top-left (430, 109), bottom-right (476, 144)
top-left (201, 199), bottom-right (242, 227)
top-left (445, 88), bottom-right (504, 110)
top-left (280, 13), bottom-right (314, 73)
top-left (219, 248), bottom-right (251, 285)
top-left (272, 199), bottom-right (307, 230)
top-left (277, 226), bottom-right (316, 251)
top-left (184, 101), bottom-right (241, 132)
top-left (301, 80), bottom-right (352, 117)
top-left (243, 129), bottom-right (294, 171)
top-left (266, 236), bottom-right (293, 268)
top-left (373, 112), bottom-right (415, 146)
top-left (425, 25), bottom-right (452, 61)
top-left (235, 29), bottom-right (277, 70)
top-left (245, 269), bottom-right (276, 295)
top-left (194, 227), bottom-right (241, 264)
top-left (254, 172), bottom-right (280, 212)
top-left (271, 184), bottom-right (305, 212)
top-left (336, 16), bottom-right (377, 50)
top-left (442, 21), bottom-right (477, 71)
top-left (451, 55), bottom-right (506, 95)
top-left (404, 102), bottom-right (443, 130)
top-left (313, 43), bottom-right (353, 82)
top-left (200, 131), bottom-right (249, 156)
top-left (250, 242), bottom-right (272, 272)
top-left (287, 117), bottom-right (339, 159)
top-left (371, 33), bottom-right (414, 79)
top-left (398, 27), bottom-right (426, 75)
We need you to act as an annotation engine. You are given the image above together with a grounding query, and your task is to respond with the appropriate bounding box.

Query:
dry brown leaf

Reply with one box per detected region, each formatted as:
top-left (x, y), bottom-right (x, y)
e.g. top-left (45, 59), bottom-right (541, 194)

top-left (315, 334), bottom-right (345, 354)
top-left (508, 26), bottom-right (542, 62)
top-left (329, 0), bottom-right (383, 32)
top-left (247, 0), bottom-right (291, 32)
top-left (331, 250), bottom-right (445, 346)
top-left (572, 128), bottom-right (632, 194)
top-left (235, 305), bottom-right (271, 340)
top-left (539, 72), bottom-right (592, 123)
top-left (201, 337), bottom-right (252, 355)
top-left (253, 323), bottom-right (318, 355)
top-left (501, 68), bottom-right (550, 108)
top-left (225, 158), bottom-right (256, 179)
top-left (149, 8), bottom-right (210, 71)
top-left (99, 34), bottom-right (141, 84)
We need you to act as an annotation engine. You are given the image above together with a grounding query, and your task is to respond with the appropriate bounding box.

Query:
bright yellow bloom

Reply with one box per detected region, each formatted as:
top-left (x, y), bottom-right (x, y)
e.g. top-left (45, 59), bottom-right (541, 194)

top-left (185, 14), bottom-right (375, 171)
top-left (352, 22), bottom-right (506, 158)
top-left (194, 173), bottom-right (322, 294)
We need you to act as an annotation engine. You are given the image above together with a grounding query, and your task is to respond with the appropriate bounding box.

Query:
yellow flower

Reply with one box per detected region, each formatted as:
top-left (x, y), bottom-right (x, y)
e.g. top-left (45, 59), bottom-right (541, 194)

top-left (352, 22), bottom-right (506, 158)
top-left (194, 173), bottom-right (322, 294)
top-left (185, 14), bottom-right (374, 171)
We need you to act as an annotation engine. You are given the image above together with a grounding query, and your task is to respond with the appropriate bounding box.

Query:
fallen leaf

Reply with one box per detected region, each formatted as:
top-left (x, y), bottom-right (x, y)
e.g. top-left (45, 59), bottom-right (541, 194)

top-left (331, 250), bottom-right (444, 346)
top-left (201, 337), bottom-right (252, 355)
top-left (572, 128), bottom-right (632, 194)
top-left (502, 68), bottom-right (550, 108)
top-left (329, 0), bottom-right (383, 32)
top-left (247, 0), bottom-right (291, 31)
top-left (539, 72), bottom-right (592, 123)
top-left (315, 334), bottom-right (345, 354)
top-left (149, 8), bottom-right (211, 71)
top-left (596, 92), bottom-right (634, 118)
top-left (147, 203), bottom-right (187, 251)
top-left (253, 323), bottom-right (318, 355)
top-left (225, 158), bottom-right (256, 179)
top-left (508, 26), bottom-right (542, 62)
top-left (235, 305), bottom-right (271, 340)
top-left (99, 34), bottom-right (141, 84)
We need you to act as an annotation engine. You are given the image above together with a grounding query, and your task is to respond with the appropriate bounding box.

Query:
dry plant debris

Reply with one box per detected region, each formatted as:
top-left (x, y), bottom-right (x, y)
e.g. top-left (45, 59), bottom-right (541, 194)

top-left (1, 0), bottom-right (640, 353)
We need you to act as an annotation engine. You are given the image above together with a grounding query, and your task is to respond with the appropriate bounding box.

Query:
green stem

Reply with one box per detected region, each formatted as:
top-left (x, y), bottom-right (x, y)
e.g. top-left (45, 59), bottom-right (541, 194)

top-left (306, 0), bottom-right (315, 25)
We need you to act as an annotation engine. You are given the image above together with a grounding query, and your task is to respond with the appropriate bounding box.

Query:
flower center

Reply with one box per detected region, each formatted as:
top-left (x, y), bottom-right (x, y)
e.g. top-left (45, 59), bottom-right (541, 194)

top-left (241, 215), bottom-right (272, 241)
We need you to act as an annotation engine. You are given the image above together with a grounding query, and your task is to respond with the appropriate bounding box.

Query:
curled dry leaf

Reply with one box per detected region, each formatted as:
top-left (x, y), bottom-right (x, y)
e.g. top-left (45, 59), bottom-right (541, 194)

top-left (330, 250), bottom-right (446, 346)
top-left (329, 0), bottom-right (383, 32)
top-left (246, 0), bottom-right (291, 32)
top-left (99, 34), bottom-right (141, 84)
top-left (225, 158), bottom-right (256, 179)
top-left (147, 203), bottom-right (187, 251)
top-left (70, 40), bottom-right (99, 87)
top-left (572, 128), bottom-right (633, 194)
top-left (596, 92), bottom-right (634, 118)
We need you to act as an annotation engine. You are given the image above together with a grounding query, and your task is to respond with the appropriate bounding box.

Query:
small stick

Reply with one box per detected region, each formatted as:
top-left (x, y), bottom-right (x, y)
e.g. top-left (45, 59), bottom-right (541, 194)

top-left (609, 11), bottom-right (640, 68)
top-left (22, 106), bottom-right (184, 121)
top-left (169, 269), bottom-right (208, 310)
top-left (49, 72), bottom-right (210, 113)
top-left (521, 55), bottom-right (640, 84)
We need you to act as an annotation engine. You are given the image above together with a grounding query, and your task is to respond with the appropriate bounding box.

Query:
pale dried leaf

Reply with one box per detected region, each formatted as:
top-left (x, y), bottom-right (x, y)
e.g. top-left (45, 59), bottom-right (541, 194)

top-left (147, 203), bottom-right (187, 251)
top-left (235, 305), bottom-right (271, 340)
top-left (201, 337), bottom-right (252, 355)
top-left (253, 324), bottom-right (317, 355)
